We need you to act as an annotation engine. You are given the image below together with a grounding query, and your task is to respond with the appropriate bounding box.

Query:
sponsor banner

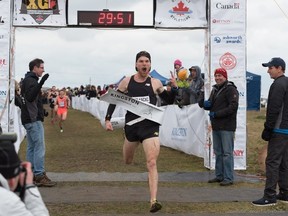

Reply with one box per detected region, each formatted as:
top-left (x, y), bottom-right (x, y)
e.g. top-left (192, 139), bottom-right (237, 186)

top-left (155, 0), bottom-right (207, 28)
top-left (210, 38), bottom-right (246, 78)
top-left (13, 0), bottom-right (67, 26)
top-left (159, 104), bottom-right (206, 157)
top-left (210, 0), bottom-right (246, 34)
top-left (100, 89), bottom-right (165, 125)
top-left (0, 55), bottom-right (9, 78)
top-left (212, 34), bottom-right (244, 46)
top-left (0, 0), bottom-right (10, 132)
top-left (0, 78), bottom-right (9, 132)
top-left (207, 0), bottom-right (247, 170)
top-left (0, 0), bottom-right (10, 32)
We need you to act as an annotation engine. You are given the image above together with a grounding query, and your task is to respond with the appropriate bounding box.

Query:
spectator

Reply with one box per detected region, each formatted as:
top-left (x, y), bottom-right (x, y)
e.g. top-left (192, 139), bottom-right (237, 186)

top-left (77, 85), bottom-right (86, 96)
top-left (0, 136), bottom-right (49, 215)
top-left (86, 85), bottom-right (98, 100)
top-left (14, 80), bottom-right (22, 108)
top-left (175, 69), bottom-right (190, 107)
top-left (188, 66), bottom-right (204, 104)
top-left (20, 58), bottom-right (56, 187)
top-left (199, 68), bottom-right (239, 186)
top-left (252, 57), bottom-right (288, 206)
top-left (173, 59), bottom-right (185, 79)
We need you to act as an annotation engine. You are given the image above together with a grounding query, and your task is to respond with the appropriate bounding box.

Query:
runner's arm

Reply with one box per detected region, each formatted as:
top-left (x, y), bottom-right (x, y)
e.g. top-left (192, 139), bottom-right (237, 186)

top-left (105, 77), bottom-right (130, 121)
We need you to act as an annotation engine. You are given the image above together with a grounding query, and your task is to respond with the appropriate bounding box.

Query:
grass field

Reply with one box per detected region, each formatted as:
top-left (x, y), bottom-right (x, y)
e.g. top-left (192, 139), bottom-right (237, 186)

top-left (18, 106), bottom-right (281, 215)
top-left (19, 106), bottom-right (267, 175)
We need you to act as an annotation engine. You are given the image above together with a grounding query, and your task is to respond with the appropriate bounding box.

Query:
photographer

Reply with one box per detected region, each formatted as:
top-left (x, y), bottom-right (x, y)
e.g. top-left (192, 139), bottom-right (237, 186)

top-left (0, 140), bottom-right (49, 216)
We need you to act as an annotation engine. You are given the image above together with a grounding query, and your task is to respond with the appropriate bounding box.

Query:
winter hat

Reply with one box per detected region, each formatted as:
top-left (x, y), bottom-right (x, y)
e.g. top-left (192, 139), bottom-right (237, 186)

top-left (136, 51), bottom-right (151, 62)
top-left (174, 59), bottom-right (182, 67)
top-left (0, 134), bottom-right (21, 179)
top-left (214, 68), bottom-right (227, 79)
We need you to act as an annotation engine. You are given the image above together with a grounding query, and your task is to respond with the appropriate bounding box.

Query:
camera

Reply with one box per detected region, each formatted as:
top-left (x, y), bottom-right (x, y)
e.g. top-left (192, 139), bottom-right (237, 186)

top-left (14, 165), bottom-right (27, 201)
top-left (0, 133), bottom-right (27, 201)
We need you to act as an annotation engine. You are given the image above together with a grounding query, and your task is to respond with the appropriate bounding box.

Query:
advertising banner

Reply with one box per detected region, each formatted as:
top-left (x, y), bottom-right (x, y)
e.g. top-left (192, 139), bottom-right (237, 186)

top-left (207, 0), bottom-right (247, 170)
top-left (13, 0), bottom-right (67, 26)
top-left (0, 0), bottom-right (11, 132)
top-left (210, 0), bottom-right (246, 34)
top-left (155, 0), bottom-right (207, 28)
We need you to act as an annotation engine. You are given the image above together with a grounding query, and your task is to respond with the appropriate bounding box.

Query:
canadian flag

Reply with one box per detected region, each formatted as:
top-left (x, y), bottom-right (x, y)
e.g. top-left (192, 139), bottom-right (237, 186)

top-left (155, 0), bottom-right (207, 28)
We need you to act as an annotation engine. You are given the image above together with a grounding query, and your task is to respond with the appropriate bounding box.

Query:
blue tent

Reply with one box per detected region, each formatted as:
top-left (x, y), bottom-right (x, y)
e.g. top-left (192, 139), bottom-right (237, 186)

top-left (150, 69), bottom-right (169, 85)
top-left (246, 71), bottom-right (261, 111)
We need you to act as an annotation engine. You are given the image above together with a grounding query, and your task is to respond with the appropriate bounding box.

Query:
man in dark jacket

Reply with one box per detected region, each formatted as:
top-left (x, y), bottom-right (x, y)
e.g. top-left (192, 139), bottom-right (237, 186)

top-left (252, 57), bottom-right (288, 206)
top-left (21, 58), bottom-right (56, 187)
top-left (199, 68), bottom-right (239, 186)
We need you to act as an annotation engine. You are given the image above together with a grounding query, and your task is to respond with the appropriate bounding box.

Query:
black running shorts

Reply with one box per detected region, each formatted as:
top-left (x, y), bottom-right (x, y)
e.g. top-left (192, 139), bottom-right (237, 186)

top-left (124, 123), bottom-right (160, 143)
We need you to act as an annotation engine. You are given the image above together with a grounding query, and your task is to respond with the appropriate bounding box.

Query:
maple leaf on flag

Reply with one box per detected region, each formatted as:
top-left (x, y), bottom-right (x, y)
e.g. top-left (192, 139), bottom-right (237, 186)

top-left (173, 1), bottom-right (189, 13)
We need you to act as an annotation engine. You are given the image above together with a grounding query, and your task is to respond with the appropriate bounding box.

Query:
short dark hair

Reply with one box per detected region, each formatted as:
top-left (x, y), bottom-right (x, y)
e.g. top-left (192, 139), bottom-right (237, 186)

top-left (136, 51), bottom-right (151, 62)
top-left (29, 58), bottom-right (44, 71)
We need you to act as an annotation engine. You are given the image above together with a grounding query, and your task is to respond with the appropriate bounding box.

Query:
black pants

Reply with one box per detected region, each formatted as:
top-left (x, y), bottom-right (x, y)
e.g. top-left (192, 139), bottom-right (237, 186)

top-left (264, 133), bottom-right (288, 198)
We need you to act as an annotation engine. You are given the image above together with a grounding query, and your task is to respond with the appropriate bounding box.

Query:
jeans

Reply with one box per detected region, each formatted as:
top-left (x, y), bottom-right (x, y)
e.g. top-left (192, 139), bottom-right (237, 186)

top-left (212, 130), bottom-right (234, 182)
top-left (264, 133), bottom-right (288, 198)
top-left (24, 121), bottom-right (45, 176)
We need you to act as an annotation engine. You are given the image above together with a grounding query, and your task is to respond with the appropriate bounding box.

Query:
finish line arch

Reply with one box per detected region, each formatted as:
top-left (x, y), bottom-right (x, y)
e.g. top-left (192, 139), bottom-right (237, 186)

top-left (0, 0), bottom-right (246, 169)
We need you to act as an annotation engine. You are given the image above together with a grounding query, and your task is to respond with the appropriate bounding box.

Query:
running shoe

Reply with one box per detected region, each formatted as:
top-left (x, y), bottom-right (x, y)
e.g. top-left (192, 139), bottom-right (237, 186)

top-left (150, 200), bottom-right (162, 213)
top-left (60, 127), bottom-right (63, 133)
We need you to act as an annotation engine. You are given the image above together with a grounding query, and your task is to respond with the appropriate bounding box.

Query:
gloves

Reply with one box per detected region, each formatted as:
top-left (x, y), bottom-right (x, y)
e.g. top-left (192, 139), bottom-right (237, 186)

top-left (261, 127), bottom-right (273, 141)
top-left (203, 100), bottom-right (211, 109)
top-left (39, 73), bottom-right (49, 86)
top-left (209, 112), bottom-right (216, 119)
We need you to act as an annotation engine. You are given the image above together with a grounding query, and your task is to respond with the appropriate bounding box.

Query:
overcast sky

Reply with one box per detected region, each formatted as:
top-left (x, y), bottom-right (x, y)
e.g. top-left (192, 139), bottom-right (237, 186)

top-left (13, 0), bottom-right (288, 98)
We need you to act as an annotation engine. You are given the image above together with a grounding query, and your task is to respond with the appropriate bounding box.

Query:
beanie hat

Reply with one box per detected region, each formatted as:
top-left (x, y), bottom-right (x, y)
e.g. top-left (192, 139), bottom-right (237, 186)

top-left (136, 51), bottom-right (151, 62)
top-left (214, 68), bottom-right (227, 79)
top-left (174, 59), bottom-right (182, 67)
top-left (177, 69), bottom-right (188, 81)
top-left (0, 134), bottom-right (21, 179)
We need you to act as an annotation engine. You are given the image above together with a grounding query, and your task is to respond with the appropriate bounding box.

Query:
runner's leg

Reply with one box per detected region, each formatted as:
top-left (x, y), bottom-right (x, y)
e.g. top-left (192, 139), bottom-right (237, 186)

top-left (142, 137), bottom-right (160, 202)
top-left (123, 138), bottom-right (139, 164)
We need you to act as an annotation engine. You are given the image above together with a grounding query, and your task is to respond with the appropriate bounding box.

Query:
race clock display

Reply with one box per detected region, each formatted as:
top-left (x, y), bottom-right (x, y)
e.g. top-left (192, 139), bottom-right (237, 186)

top-left (77, 10), bottom-right (134, 27)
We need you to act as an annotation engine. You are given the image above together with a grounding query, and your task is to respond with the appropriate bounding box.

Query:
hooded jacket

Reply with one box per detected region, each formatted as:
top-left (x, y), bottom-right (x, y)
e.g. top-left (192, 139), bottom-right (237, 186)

top-left (0, 174), bottom-right (49, 216)
top-left (20, 72), bottom-right (44, 125)
top-left (188, 66), bottom-right (204, 104)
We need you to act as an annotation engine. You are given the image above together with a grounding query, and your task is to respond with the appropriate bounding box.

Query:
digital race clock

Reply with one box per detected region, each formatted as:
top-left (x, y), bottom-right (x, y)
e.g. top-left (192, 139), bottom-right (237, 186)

top-left (77, 10), bottom-right (134, 27)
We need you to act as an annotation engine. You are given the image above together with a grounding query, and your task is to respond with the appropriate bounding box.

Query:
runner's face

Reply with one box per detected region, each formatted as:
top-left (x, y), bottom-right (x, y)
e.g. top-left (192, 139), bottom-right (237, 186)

top-left (136, 56), bottom-right (151, 77)
top-left (59, 91), bottom-right (65, 98)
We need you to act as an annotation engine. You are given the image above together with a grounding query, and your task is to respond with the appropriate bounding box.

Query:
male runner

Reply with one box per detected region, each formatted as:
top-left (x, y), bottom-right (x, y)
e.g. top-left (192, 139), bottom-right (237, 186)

top-left (104, 51), bottom-right (177, 213)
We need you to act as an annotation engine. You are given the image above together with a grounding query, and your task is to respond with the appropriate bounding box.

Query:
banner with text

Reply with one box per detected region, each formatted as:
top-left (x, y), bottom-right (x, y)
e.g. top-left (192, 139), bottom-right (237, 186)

top-left (0, 0), bottom-right (11, 132)
top-left (13, 0), bottom-right (67, 26)
top-left (206, 0), bottom-right (247, 169)
top-left (155, 0), bottom-right (207, 28)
